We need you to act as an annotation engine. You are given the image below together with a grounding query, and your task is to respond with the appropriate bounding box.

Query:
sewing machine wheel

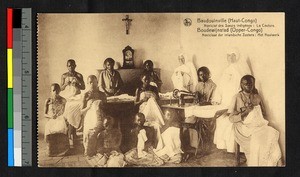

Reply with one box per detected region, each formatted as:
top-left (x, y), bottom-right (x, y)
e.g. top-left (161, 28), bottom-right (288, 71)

top-left (173, 89), bottom-right (179, 98)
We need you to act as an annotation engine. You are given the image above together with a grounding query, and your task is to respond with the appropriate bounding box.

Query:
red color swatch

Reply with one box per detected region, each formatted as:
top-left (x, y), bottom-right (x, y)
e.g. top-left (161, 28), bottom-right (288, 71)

top-left (7, 8), bottom-right (13, 49)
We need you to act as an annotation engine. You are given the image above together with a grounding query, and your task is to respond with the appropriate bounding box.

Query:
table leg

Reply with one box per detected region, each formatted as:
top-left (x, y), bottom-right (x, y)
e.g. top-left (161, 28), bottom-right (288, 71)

top-left (235, 141), bottom-right (240, 166)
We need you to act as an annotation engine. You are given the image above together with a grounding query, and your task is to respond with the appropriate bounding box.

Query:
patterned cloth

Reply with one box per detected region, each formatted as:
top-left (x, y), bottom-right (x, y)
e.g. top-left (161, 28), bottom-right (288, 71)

top-left (44, 97), bottom-right (68, 139)
top-left (86, 151), bottom-right (126, 167)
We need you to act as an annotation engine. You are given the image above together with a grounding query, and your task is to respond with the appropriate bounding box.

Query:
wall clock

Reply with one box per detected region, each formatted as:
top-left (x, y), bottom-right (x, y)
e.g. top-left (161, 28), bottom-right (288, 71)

top-left (122, 45), bottom-right (134, 69)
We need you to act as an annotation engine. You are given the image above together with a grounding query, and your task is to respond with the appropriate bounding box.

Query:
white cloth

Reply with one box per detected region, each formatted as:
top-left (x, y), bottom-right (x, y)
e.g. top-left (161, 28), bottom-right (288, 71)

top-left (63, 95), bottom-right (83, 129)
top-left (155, 127), bottom-right (183, 158)
top-left (240, 105), bottom-right (269, 136)
top-left (140, 96), bottom-right (165, 127)
top-left (213, 114), bottom-right (236, 152)
top-left (249, 126), bottom-right (281, 166)
top-left (213, 54), bottom-right (251, 152)
top-left (44, 115), bottom-right (68, 137)
top-left (106, 151), bottom-right (126, 167)
top-left (107, 94), bottom-right (135, 101)
top-left (235, 105), bottom-right (281, 166)
top-left (185, 105), bottom-right (226, 118)
top-left (137, 129), bottom-right (148, 158)
top-left (139, 91), bottom-right (164, 150)
top-left (60, 76), bottom-right (79, 99)
top-left (83, 100), bottom-right (102, 150)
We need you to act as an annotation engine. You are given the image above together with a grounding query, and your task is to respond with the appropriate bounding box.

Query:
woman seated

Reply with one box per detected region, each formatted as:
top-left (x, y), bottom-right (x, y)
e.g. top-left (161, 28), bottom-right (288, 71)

top-left (134, 74), bottom-right (165, 149)
top-left (44, 83), bottom-right (69, 156)
top-left (171, 53), bottom-right (198, 92)
top-left (228, 75), bottom-right (281, 166)
top-left (154, 109), bottom-right (183, 164)
top-left (142, 60), bottom-right (162, 91)
top-left (134, 73), bottom-right (165, 129)
top-left (195, 66), bottom-right (217, 105)
top-left (182, 66), bottom-right (217, 152)
top-left (99, 58), bottom-right (123, 97)
top-left (81, 75), bottom-right (107, 155)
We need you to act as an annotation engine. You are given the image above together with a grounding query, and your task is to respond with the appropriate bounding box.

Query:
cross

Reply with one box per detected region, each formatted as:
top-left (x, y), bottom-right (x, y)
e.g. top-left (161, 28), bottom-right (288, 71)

top-left (122, 15), bottom-right (132, 35)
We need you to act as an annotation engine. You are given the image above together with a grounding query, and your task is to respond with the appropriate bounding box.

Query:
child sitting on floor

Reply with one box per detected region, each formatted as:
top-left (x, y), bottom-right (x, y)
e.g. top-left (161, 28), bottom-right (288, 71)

top-left (97, 116), bottom-right (122, 154)
top-left (86, 116), bottom-right (125, 167)
top-left (125, 113), bottom-right (163, 166)
top-left (129, 113), bottom-right (155, 158)
top-left (154, 109), bottom-right (183, 164)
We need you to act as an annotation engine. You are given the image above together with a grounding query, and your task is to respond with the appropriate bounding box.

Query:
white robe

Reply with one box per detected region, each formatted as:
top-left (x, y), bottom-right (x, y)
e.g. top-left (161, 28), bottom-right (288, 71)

top-left (154, 127), bottom-right (183, 158)
top-left (171, 62), bottom-right (198, 92)
top-left (213, 59), bottom-right (251, 152)
top-left (83, 100), bottom-right (102, 151)
top-left (234, 105), bottom-right (281, 166)
top-left (139, 91), bottom-right (165, 149)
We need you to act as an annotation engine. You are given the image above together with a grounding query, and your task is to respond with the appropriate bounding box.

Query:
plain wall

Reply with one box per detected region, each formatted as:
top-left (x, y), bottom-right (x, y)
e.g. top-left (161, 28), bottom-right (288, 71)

top-left (38, 13), bottom-right (285, 162)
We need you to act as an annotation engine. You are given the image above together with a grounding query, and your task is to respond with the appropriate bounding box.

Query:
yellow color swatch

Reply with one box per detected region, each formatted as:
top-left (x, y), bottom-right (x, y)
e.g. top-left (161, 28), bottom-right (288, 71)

top-left (7, 49), bottom-right (13, 88)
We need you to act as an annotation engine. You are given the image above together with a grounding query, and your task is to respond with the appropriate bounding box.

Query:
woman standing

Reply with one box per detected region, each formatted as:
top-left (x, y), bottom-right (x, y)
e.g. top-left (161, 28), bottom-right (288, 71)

top-left (171, 53), bottom-right (198, 92)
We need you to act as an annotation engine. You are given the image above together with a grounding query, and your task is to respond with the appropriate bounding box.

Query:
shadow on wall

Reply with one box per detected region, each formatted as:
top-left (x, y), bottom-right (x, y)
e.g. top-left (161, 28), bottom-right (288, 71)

top-left (133, 48), bottom-right (145, 69)
top-left (246, 56), bottom-right (254, 76)
top-left (256, 82), bottom-right (285, 165)
top-left (192, 54), bottom-right (198, 69)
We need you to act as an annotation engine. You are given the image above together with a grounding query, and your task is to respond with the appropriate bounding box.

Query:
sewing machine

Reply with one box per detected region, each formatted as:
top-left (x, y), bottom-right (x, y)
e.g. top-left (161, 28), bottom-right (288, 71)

top-left (172, 89), bottom-right (199, 107)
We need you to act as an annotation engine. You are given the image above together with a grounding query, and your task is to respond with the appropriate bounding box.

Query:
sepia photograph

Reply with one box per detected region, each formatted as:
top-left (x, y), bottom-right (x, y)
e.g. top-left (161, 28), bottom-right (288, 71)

top-left (37, 13), bottom-right (285, 167)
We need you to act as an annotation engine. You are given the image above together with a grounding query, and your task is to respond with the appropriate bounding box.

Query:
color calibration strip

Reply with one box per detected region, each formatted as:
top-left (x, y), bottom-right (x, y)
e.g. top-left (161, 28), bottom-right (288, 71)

top-left (7, 7), bottom-right (14, 167)
top-left (7, 8), bottom-right (32, 167)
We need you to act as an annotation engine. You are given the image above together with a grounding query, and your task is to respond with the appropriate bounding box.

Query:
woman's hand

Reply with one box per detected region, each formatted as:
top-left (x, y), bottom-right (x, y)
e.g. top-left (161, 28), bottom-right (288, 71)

top-left (71, 77), bottom-right (79, 86)
top-left (241, 106), bottom-right (253, 120)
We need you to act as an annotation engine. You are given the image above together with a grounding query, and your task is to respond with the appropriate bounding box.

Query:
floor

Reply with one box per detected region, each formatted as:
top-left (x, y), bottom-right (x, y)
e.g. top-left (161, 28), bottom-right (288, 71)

top-left (38, 134), bottom-right (247, 167)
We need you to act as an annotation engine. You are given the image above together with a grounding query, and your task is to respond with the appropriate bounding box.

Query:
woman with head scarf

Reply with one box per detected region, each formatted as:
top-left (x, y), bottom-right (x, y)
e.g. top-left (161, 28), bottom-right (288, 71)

top-left (213, 48), bottom-right (252, 153)
top-left (171, 53), bottom-right (198, 92)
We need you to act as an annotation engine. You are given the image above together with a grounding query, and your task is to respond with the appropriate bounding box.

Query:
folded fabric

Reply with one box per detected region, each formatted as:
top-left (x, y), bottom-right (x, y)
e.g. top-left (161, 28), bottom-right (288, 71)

top-left (185, 105), bottom-right (227, 118)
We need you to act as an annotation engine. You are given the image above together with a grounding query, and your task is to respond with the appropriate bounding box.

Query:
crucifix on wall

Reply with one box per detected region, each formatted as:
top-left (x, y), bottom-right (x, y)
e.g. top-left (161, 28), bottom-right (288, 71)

top-left (122, 15), bottom-right (132, 35)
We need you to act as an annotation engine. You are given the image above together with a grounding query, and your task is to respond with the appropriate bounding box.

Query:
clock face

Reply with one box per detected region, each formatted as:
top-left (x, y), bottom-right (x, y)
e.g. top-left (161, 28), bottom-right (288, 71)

top-left (125, 50), bottom-right (132, 60)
